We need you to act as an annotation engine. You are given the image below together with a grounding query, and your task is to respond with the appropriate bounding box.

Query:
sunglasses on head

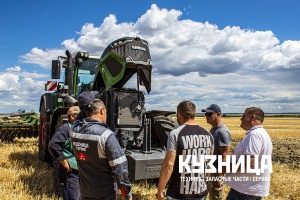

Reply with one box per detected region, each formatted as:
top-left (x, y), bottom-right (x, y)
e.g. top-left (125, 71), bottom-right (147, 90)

top-left (205, 112), bottom-right (214, 117)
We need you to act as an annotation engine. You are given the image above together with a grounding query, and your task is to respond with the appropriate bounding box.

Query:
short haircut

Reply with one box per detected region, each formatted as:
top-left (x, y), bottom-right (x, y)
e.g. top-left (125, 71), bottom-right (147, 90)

top-left (245, 107), bottom-right (265, 123)
top-left (177, 101), bottom-right (196, 120)
top-left (86, 99), bottom-right (106, 117)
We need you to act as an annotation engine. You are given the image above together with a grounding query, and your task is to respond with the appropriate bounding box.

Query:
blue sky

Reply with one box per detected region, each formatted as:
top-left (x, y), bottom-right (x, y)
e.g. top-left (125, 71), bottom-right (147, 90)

top-left (1, 0), bottom-right (300, 113)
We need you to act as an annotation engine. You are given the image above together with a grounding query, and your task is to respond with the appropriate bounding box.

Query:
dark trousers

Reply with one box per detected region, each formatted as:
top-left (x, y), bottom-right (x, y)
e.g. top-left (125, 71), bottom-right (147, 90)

top-left (226, 188), bottom-right (262, 200)
top-left (57, 164), bottom-right (80, 200)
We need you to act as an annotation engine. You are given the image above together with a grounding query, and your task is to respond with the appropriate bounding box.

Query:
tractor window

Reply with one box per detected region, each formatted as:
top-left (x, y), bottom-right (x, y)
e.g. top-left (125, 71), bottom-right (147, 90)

top-left (78, 70), bottom-right (94, 84)
top-left (76, 58), bottom-right (99, 93)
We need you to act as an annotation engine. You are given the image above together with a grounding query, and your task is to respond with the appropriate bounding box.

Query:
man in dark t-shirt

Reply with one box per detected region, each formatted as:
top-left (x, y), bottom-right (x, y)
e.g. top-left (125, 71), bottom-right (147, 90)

top-left (156, 101), bottom-right (214, 200)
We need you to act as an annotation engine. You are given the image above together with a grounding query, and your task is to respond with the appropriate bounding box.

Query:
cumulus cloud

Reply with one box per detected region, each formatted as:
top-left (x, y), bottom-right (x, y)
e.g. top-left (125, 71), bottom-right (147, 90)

top-left (0, 67), bottom-right (46, 113)
top-left (13, 4), bottom-right (300, 113)
top-left (0, 73), bottom-right (19, 91)
top-left (6, 66), bottom-right (49, 79)
top-left (20, 48), bottom-right (65, 69)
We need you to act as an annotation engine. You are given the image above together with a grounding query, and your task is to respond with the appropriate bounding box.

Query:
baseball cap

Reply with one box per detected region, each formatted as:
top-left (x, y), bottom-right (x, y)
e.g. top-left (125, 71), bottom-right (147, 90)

top-left (78, 91), bottom-right (97, 109)
top-left (67, 106), bottom-right (80, 115)
top-left (202, 104), bottom-right (221, 113)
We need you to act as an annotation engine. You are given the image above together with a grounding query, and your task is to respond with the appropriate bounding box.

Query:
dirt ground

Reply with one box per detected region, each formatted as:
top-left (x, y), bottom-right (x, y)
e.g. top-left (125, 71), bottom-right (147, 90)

top-left (271, 138), bottom-right (300, 168)
top-left (230, 138), bottom-right (300, 169)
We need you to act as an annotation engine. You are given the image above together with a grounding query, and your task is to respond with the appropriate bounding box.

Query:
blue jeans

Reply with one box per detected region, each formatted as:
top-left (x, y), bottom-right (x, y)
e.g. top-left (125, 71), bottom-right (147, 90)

top-left (226, 189), bottom-right (262, 200)
top-left (57, 164), bottom-right (80, 200)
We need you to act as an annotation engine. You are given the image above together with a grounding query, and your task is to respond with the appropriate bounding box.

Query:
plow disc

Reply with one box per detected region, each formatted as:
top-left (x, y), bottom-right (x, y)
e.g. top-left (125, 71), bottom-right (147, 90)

top-left (0, 110), bottom-right (39, 142)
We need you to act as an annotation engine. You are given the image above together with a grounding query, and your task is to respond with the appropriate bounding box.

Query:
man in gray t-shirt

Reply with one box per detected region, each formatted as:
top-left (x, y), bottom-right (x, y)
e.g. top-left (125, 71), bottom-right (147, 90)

top-left (202, 104), bottom-right (231, 200)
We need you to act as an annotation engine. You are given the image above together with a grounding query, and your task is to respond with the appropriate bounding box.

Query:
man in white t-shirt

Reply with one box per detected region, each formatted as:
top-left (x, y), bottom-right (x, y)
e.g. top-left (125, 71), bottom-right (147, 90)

top-left (225, 107), bottom-right (273, 200)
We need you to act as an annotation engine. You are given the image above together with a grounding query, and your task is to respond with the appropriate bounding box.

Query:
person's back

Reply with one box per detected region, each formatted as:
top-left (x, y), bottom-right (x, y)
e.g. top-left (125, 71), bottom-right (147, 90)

top-left (157, 101), bottom-right (214, 200)
top-left (70, 99), bottom-right (132, 200)
top-left (71, 119), bottom-right (116, 199)
top-left (167, 124), bottom-right (214, 198)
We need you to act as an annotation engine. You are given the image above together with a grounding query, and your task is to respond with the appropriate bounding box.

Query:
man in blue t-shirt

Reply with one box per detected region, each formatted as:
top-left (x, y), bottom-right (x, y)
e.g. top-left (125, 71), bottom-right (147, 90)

top-left (202, 104), bottom-right (232, 200)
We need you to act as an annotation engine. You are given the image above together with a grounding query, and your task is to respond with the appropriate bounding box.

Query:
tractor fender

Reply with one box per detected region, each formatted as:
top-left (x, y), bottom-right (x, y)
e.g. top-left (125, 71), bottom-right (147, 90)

top-left (144, 110), bottom-right (178, 149)
top-left (145, 110), bottom-right (176, 119)
top-left (39, 93), bottom-right (54, 114)
top-left (50, 107), bottom-right (69, 138)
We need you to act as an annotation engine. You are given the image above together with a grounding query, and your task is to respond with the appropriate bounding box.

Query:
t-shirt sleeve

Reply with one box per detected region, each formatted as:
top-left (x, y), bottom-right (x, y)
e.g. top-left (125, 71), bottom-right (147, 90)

top-left (217, 129), bottom-right (231, 147)
top-left (243, 133), bottom-right (261, 156)
top-left (167, 130), bottom-right (177, 152)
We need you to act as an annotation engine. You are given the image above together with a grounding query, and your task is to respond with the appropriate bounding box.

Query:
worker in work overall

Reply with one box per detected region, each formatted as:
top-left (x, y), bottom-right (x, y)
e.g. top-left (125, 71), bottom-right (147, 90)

top-left (49, 106), bottom-right (80, 200)
top-left (70, 99), bottom-right (132, 200)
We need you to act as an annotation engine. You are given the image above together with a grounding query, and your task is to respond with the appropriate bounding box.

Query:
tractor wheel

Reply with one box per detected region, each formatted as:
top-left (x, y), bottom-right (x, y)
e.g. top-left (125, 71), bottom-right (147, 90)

top-left (151, 116), bottom-right (177, 149)
top-left (38, 101), bottom-right (52, 162)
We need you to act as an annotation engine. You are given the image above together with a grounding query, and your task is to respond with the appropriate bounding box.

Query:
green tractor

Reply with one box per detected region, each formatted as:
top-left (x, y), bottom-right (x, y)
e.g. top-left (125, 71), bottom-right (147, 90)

top-left (38, 50), bottom-right (100, 162)
top-left (92, 37), bottom-right (177, 180)
top-left (39, 37), bottom-right (177, 180)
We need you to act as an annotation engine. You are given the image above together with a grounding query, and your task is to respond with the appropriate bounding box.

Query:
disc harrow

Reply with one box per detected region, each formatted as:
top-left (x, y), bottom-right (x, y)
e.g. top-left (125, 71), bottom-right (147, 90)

top-left (0, 110), bottom-right (39, 142)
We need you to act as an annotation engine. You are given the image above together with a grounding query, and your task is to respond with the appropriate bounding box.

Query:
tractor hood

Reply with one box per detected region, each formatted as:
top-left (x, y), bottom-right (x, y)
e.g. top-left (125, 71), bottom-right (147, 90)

top-left (93, 37), bottom-right (152, 94)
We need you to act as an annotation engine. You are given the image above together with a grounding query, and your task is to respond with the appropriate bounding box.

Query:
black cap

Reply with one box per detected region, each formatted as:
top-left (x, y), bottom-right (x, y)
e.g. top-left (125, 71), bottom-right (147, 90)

top-left (202, 104), bottom-right (221, 113)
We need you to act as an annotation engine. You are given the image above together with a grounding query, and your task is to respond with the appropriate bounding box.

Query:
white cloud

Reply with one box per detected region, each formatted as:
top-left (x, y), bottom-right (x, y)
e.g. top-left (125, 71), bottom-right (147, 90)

top-left (20, 48), bottom-right (65, 69)
top-left (5, 66), bottom-right (49, 79)
top-left (0, 67), bottom-right (46, 113)
top-left (0, 73), bottom-right (19, 91)
top-left (8, 4), bottom-right (300, 113)
top-left (12, 95), bottom-right (21, 100)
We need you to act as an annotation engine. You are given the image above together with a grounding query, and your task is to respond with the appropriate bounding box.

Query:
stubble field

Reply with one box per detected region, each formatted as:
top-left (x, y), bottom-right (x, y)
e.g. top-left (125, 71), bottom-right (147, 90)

top-left (0, 117), bottom-right (299, 200)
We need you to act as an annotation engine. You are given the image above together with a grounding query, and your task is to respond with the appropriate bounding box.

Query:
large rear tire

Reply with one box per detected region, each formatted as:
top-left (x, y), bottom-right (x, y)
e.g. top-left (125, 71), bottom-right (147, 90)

top-left (151, 116), bottom-right (177, 148)
top-left (38, 101), bottom-right (52, 162)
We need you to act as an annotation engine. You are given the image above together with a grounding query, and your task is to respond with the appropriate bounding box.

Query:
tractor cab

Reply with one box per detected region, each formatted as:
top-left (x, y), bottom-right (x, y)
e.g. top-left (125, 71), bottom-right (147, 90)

top-left (74, 56), bottom-right (99, 95)
top-left (50, 51), bottom-right (100, 98)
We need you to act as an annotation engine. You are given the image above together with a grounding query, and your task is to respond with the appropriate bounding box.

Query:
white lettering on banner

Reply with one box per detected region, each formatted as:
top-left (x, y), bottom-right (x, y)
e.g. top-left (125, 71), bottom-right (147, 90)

top-left (73, 142), bottom-right (89, 151)
top-left (179, 155), bottom-right (273, 175)
top-left (261, 155), bottom-right (273, 173)
top-left (182, 135), bottom-right (212, 149)
top-left (179, 134), bottom-right (212, 194)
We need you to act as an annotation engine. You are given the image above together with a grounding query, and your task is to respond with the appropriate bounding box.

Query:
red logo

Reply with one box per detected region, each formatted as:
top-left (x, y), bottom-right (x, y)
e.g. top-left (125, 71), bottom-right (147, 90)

top-left (78, 152), bottom-right (86, 161)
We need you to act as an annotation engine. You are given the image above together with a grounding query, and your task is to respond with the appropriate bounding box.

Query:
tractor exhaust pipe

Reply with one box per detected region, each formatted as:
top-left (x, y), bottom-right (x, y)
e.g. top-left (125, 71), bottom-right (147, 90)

top-left (65, 50), bottom-right (73, 95)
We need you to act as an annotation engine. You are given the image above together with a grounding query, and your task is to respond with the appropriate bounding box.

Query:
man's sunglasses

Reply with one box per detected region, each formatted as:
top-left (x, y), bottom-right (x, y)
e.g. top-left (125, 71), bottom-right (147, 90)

top-left (205, 112), bottom-right (214, 117)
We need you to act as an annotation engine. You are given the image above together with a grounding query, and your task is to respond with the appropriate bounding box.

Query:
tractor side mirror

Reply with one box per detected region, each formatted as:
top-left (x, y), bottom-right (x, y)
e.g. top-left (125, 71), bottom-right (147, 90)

top-left (52, 60), bottom-right (61, 79)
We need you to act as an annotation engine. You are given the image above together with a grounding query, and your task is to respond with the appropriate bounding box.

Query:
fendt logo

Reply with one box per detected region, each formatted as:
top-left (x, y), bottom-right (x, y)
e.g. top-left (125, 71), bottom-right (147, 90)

top-left (131, 46), bottom-right (146, 51)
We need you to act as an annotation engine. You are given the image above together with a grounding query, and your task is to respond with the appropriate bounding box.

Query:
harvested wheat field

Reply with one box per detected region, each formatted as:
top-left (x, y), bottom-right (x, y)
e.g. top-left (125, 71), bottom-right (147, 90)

top-left (0, 117), bottom-right (299, 200)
